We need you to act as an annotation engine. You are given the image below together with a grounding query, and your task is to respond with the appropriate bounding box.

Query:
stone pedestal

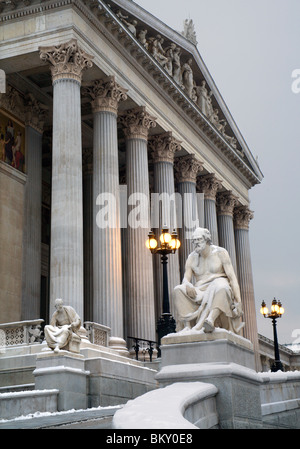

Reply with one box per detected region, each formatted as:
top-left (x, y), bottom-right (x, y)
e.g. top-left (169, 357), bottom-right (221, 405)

top-left (33, 351), bottom-right (89, 411)
top-left (157, 331), bottom-right (263, 428)
top-left (161, 329), bottom-right (255, 369)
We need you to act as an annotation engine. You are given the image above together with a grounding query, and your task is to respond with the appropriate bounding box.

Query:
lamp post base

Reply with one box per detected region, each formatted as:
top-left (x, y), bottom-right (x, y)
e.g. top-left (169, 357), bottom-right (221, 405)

top-left (157, 313), bottom-right (176, 356)
top-left (271, 360), bottom-right (284, 372)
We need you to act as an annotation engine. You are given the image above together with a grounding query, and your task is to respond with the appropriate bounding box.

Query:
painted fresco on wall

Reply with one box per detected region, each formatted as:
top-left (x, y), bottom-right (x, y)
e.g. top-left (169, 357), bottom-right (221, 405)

top-left (0, 109), bottom-right (25, 173)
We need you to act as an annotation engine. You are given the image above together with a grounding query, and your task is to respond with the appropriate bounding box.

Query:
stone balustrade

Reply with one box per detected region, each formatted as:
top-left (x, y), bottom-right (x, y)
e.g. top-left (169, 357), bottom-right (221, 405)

top-left (0, 319), bottom-right (44, 348)
top-left (83, 321), bottom-right (111, 347)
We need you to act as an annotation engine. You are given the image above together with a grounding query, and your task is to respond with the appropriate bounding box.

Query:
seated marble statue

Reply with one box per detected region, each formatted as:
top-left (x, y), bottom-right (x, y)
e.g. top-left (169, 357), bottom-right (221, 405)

top-left (173, 227), bottom-right (244, 335)
top-left (44, 298), bottom-right (82, 353)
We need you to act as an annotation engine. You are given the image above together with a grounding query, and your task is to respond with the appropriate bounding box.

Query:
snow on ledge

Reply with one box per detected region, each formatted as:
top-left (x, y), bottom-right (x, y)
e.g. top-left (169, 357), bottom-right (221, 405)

top-left (112, 382), bottom-right (218, 429)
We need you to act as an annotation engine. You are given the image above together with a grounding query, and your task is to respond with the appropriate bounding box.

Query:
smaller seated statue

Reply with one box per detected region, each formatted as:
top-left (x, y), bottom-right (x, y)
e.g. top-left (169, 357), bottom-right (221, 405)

top-left (173, 227), bottom-right (244, 335)
top-left (44, 298), bottom-right (82, 353)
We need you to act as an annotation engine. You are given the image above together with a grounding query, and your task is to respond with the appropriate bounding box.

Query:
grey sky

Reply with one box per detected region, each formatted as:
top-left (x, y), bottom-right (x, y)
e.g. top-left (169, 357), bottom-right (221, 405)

top-left (134, 0), bottom-right (300, 344)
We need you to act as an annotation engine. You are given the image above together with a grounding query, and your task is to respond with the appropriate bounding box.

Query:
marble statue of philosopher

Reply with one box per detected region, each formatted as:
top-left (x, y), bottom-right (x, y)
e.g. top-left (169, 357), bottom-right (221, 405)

top-left (173, 227), bottom-right (244, 335)
top-left (44, 298), bottom-right (82, 353)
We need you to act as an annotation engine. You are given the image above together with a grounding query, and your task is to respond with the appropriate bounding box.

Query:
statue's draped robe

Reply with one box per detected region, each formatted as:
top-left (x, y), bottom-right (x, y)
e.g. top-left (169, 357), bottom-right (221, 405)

top-left (44, 306), bottom-right (81, 350)
top-left (173, 273), bottom-right (242, 334)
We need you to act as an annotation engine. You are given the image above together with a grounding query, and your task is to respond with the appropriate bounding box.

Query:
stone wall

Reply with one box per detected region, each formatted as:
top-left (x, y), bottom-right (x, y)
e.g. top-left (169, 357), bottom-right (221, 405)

top-left (0, 162), bottom-right (26, 323)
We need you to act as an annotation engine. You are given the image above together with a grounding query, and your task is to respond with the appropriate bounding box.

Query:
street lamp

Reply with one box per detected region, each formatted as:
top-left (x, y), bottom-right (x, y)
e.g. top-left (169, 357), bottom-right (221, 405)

top-left (260, 298), bottom-right (285, 372)
top-left (146, 228), bottom-right (181, 347)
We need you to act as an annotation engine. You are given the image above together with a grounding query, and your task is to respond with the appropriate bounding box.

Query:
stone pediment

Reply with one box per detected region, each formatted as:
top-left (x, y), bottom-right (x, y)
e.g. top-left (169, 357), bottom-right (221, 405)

top-left (0, 0), bottom-right (263, 186)
top-left (89, 0), bottom-right (263, 186)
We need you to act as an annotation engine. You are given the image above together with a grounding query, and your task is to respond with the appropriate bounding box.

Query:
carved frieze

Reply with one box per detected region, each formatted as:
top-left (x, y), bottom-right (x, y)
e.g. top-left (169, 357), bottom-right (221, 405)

top-left (24, 93), bottom-right (48, 134)
top-left (0, 84), bottom-right (25, 122)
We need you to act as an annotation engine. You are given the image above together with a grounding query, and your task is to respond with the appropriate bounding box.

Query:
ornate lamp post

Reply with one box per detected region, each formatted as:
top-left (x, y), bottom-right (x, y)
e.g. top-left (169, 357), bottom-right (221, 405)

top-left (146, 228), bottom-right (180, 346)
top-left (260, 298), bottom-right (285, 372)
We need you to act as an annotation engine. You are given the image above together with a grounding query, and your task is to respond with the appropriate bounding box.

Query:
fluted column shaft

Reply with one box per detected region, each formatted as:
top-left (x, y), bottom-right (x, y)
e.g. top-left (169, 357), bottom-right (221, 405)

top-left (149, 132), bottom-right (181, 320)
top-left (121, 109), bottom-right (156, 341)
top-left (126, 141), bottom-right (156, 339)
top-left (51, 78), bottom-right (83, 316)
top-left (39, 40), bottom-right (93, 318)
top-left (21, 125), bottom-right (43, 319)
top-left (197, 174), bottom-right (221, 245)
top-left (217, 191), bottom-right (238, 274)
top-left (174, 155), bottom-right (203, 279)
top-left (83, 77), bottom-right (127, 346)
top-left (93, 110), bottom-right (122, 336)
top-left (234, 206), bottom-right (261, 371)
top-left (83, 149), bottom-right (93, 322)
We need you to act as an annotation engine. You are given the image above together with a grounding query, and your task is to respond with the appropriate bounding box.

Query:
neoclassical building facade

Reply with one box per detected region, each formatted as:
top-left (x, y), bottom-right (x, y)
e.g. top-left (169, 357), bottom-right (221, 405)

top-left (0, 0), bottom-right (263, 367)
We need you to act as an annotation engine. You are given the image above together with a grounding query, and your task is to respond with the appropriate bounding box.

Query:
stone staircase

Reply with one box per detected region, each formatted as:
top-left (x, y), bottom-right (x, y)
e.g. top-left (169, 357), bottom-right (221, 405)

top-left (0, 322), bottom-right (159, 428)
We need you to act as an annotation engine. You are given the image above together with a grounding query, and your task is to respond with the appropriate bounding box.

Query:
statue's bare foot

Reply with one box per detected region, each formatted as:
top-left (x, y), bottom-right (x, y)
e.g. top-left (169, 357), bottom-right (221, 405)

top-left (203, 319), bottom-right (215, 333)
top-left (54, 345), bottom-right (60, 353)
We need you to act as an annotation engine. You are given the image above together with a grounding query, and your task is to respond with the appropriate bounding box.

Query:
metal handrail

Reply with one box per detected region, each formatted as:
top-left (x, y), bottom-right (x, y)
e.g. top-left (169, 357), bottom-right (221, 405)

top-left (127, 336), bottom-right (158, 362)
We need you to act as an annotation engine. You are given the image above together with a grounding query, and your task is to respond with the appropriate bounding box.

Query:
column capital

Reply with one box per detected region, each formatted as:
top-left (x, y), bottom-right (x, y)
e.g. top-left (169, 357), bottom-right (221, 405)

top-left (197, 173), bottom-right (222, 201)
top-left (148, 131), bottom-right (181, 163)
top-left (119, 106), bottom-right (156, 140)
top-left (24, 93), bottom-right (48, 134)
top-left (174, 154), bottom-right (204, 183)
top-left (217, 191), bottom-right (238, 216)
top-left (234, 205), bottom-right (254, 230)
top-left (82, 76), bottom-right (128, 114)
top-left (39, 39), bottom-right (93, 84)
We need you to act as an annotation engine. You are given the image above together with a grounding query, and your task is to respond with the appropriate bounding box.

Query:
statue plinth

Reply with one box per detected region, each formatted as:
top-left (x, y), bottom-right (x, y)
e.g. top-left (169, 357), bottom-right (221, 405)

top-left (34, 350), bottom-right (89, 411)
top-left (160, 328), bottom-right (255, 370)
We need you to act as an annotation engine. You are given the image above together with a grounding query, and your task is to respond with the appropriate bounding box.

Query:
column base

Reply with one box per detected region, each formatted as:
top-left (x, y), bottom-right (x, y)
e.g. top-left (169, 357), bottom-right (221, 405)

top-left (108, 336), bottom-right (129, 357)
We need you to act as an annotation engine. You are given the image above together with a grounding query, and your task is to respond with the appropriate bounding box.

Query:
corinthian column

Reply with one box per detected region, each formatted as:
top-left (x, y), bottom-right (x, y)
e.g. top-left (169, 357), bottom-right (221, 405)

top-left (148, 132), bottom-right (181, 321)
top-left (83, 76), bottom-right (127, 352)
top-left (216, 191), bottom-right (238, 274)
top-left (234, 205), bottom-right (261, 371)
top-left (82, 148), bottom-right (93, 322)
top-left (21, 94), bottom-right (47, 320)
top-left (197, 174), bottom-right (221, 245)
top-left (119, 107), bottom-right (157, 342)
top-left (39, 39), bottom-right (93, 318)
top-left (174, 154), bottom-right (203, 278)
